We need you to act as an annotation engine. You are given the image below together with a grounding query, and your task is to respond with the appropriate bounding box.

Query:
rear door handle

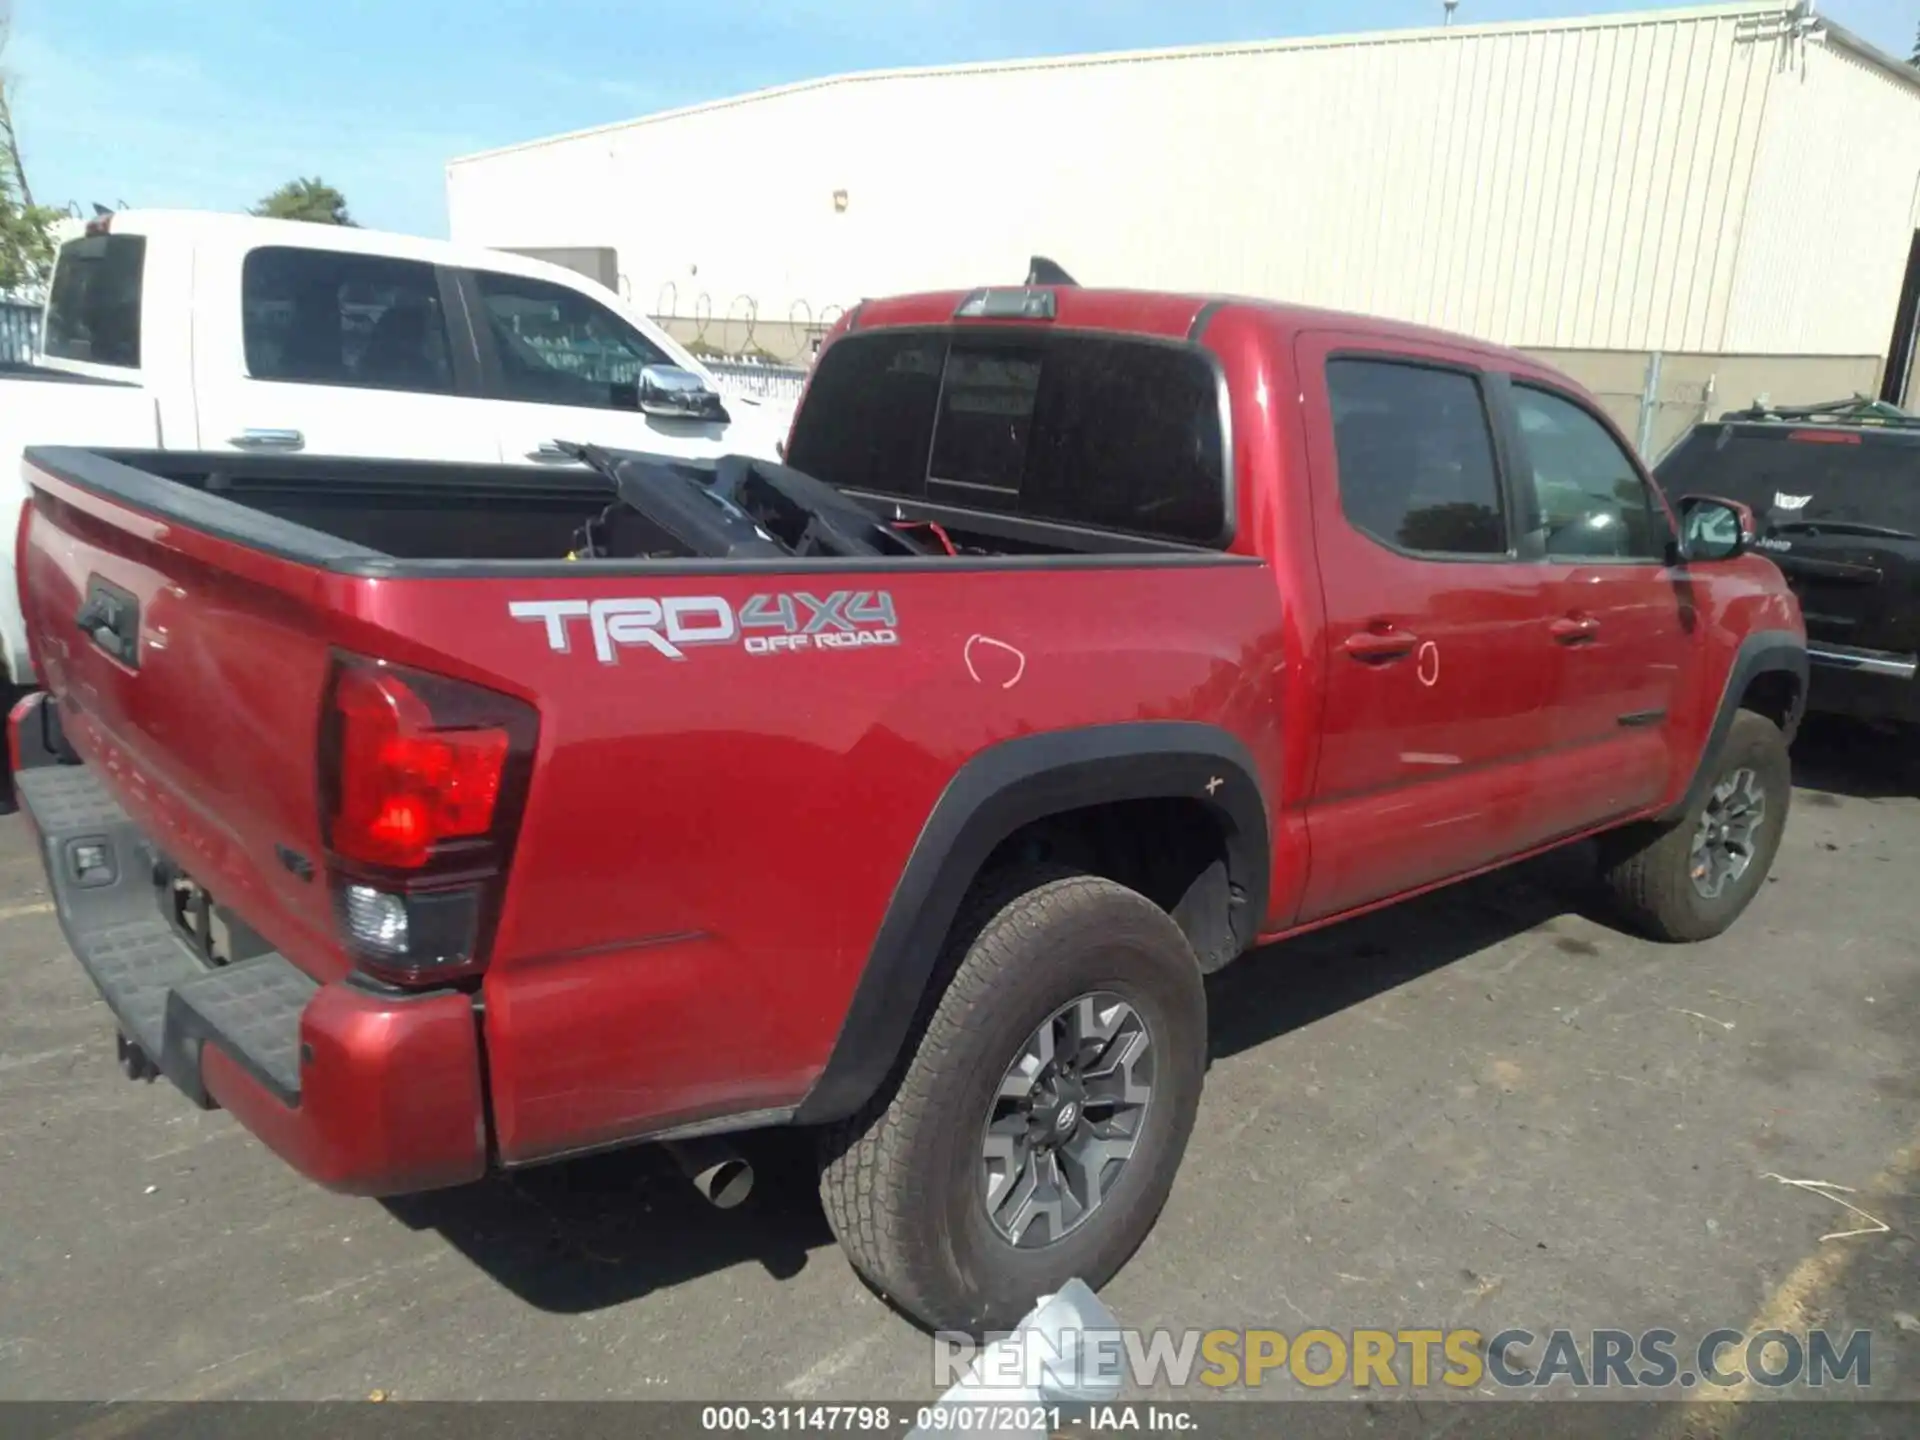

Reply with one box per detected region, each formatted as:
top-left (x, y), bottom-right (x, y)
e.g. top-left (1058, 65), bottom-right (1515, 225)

top-left (230, 428), bottom-right (305, 451)
top-left (526, 443), bottom-right (574, 462)
top-left (1550, 615), bottom-right (1600, 645)
top-left (1342, 627), bottom-right (1420, 662)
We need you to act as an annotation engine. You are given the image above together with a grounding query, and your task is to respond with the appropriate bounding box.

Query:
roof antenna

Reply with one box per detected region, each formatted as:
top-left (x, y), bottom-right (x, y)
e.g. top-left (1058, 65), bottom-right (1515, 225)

top-left (1026, 256), bottom-right (1077, 287)
top-left (1443, 0), bottom-right (1459, 24)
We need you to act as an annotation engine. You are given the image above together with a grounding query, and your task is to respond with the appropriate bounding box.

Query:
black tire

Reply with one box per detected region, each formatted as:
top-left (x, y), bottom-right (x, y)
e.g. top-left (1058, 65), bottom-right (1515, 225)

top-left (816, 871), bottom-right (1206, 1334)
top-left (1597, 710), bottom-right (1791, 943)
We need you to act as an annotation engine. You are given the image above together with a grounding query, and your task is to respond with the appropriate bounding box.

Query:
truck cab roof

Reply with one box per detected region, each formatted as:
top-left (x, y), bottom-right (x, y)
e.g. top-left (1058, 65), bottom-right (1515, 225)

top-left (847, 284), bottom-right (1548, 369)
top-left (69, 208), bottom-right (629, 295)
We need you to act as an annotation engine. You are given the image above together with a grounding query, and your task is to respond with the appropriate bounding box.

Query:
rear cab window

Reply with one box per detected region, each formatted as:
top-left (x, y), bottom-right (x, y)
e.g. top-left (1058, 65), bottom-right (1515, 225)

top-left (786, 329), bottom-right (1230, 546)
top-left (44, 233), bottom-right (148, 369)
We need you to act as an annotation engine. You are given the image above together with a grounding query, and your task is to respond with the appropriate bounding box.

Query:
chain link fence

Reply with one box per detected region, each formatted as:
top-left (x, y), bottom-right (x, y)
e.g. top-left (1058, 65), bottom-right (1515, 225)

top-left (1541, 349), bottom-right (1886, 463)
top-left (700, 356), bottom-right (811, 404)
top-left (644, 285), bottom-right (826, 404)
top-left (1582, 360), bottom-right (1717, 465)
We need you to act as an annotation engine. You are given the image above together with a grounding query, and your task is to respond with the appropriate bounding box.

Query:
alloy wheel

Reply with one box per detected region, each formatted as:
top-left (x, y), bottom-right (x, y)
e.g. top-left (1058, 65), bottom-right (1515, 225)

top-left (1690, 766), bottom-right (1765, 900)
top-left (979, 991), bottom-right (1155, 1248)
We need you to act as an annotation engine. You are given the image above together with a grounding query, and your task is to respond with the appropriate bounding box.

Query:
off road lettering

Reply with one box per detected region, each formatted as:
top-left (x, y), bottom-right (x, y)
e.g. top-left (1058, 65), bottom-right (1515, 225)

top-left (511, 591), bottom-right (898, 663)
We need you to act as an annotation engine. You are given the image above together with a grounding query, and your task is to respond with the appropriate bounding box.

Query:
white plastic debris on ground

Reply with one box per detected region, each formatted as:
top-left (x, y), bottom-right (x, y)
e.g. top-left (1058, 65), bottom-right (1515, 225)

top-left (907, 1279), bottom-right (1126, 1440)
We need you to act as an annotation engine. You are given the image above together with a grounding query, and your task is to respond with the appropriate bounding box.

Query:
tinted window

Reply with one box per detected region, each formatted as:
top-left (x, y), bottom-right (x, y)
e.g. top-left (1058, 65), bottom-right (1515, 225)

top-left (45, 234), bottom-right (147, 368)
top-left (785, 331), bottom-right (1228, 544)
top-left (243, 247), bottom-right (454, 393)
top-left (784, 332), bottom-right (945, 495)
top-left (929, 349), bottom-right (1037, 496)
top-left (1326, 360), bottom-right (1506, 555)
top-left (1512, 385), bottom-right (1665, 560)
top-left (473, 270), bottom-right (672, 409)
top-left (1019, 337), bottom-right (1227, 541)
top-left (1656, 427), bottom-right (1920, 532)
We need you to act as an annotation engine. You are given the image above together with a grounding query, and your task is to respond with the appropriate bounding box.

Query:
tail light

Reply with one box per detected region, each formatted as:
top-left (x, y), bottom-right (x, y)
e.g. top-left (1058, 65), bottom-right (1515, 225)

top-left (319, 655), bottom-right (537, 987)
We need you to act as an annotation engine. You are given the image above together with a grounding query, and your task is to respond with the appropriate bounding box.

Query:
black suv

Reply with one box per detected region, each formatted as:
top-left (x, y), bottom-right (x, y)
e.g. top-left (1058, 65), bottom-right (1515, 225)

top-left (1657, 397), bottom-right (1920, 728)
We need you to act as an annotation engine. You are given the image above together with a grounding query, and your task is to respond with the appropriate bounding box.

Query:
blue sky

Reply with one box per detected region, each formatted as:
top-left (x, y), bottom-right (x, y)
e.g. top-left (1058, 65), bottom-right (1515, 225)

top-left (10, 0), bottom-right (1915, 238)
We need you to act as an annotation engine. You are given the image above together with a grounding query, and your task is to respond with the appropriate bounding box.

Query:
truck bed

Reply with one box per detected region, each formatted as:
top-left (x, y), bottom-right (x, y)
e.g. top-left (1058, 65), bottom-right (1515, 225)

top-left (18, 442), bottom-right (1276, 1165)
top-left (57, 447), bottom-right (1207, 570)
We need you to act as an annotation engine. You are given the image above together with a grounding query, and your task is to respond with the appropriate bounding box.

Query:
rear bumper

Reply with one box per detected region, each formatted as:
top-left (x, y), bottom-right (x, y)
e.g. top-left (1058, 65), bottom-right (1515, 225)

top-left (1806, 642), bottom-right (1920, 725)
top-left (13, 709), bottom-right (487, 1196)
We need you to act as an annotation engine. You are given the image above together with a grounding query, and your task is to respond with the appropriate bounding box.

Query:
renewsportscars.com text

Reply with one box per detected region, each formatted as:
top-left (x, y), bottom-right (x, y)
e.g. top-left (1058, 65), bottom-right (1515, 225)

top-left (932, 1326), bottom-right (1874, 1392)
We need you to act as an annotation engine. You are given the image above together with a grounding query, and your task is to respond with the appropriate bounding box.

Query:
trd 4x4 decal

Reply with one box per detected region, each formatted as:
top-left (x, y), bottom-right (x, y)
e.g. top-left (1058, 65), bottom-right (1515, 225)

top-left (510, 591), bottom-right (899, 664)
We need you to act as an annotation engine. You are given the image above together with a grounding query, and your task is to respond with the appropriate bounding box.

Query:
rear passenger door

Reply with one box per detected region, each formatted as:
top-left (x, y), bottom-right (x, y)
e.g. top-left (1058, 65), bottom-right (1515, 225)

top-left (1503, 380), bottom-right (1692, 820)
top-left (1295, 336), bottom-right (1561, 922)
top-left (191, 240), bottom-right (502, 462)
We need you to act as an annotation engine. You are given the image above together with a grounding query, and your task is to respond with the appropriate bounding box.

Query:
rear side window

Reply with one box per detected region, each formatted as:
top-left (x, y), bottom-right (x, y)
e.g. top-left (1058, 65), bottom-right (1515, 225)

top-left (1326, 359), bottom-right (1506, 556)
top-left (242, 247), bottom-right (454, 394)
top-left (786, 330), bottom-right (1228, 545)
top-left (44, 234), bottom-right (147, 368)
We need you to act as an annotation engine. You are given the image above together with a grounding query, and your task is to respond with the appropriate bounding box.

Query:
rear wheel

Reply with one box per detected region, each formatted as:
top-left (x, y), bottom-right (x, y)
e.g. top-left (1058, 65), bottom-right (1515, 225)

top-left (817, 872), bottom-right (1206, 1333)
top-left (1598, 710), bottom-right (1791, 942)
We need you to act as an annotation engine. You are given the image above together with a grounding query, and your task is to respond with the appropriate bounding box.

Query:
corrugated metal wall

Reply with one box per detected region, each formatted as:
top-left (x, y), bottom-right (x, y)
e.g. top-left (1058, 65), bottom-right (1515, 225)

top-left (447, 4), bottom-right (1913, 361)
top-left (1723, 34), bottom-right (1920, 355)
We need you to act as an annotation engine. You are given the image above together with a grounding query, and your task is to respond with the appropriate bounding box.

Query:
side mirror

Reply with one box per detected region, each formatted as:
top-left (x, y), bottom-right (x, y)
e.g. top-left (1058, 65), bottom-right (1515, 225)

top-left (637, 364), bottom-right (731, 423)
top-left (1677, 494), bottom-right (1756, 562)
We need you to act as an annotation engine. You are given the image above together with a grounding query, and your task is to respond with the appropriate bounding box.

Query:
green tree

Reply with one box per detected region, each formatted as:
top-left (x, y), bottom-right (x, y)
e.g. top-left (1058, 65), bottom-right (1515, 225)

top-left (251, 177), bottom-right (355, 226)
top-left (0, 195), bottom-right (60, 295)
top-left (0, 8), bottom-right (62, 296)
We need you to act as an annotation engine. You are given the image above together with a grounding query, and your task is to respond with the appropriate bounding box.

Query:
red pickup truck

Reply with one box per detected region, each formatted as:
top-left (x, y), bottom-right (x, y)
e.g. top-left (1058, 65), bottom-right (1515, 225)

top-left (12, 283), bottom-right (1804, 1333)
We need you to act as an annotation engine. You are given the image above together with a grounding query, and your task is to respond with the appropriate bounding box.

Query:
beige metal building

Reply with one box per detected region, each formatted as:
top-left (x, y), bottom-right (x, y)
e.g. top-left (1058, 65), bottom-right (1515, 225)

top-left (446, 2), bottom-right (1920, 451)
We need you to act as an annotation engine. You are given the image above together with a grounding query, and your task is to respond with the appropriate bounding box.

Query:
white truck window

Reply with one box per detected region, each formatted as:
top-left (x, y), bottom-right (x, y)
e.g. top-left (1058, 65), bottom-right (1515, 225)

top-left (242, 247), bottom-right (455, 394)
top-left (471, 270), bottom-right (671, 410)
top-left (44, 234), bottom-right (148, 369)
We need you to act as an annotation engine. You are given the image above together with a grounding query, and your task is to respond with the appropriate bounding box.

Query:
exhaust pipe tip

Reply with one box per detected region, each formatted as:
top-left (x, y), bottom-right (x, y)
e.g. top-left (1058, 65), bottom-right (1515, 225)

top-left (662, 1138), bottom-right (755, 1209)
top-left (697, 1156), bottom-right (755, 1210)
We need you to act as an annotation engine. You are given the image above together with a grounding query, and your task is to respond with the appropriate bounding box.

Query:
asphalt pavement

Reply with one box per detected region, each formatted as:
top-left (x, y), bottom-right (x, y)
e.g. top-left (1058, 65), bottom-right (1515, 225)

top-left (0, 718), bottom-right (1915, 1416)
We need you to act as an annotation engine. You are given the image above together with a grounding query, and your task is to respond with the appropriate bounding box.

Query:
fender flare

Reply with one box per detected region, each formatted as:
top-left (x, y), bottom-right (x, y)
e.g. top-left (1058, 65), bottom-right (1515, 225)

top-left (794, 721), bottom-right (1271, 1125)
top-left (1663, 630), bottom-right (1807, 823)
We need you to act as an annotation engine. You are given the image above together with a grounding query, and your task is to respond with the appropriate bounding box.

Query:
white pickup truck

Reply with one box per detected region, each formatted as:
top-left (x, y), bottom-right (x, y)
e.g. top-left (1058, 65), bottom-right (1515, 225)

top-left (0, 210), bottom-right (794, 692)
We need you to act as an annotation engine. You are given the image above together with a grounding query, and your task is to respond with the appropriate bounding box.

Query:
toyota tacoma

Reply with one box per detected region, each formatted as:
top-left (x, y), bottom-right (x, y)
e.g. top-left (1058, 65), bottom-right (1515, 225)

top-left (13, 281), bottom-right (1805, 1332)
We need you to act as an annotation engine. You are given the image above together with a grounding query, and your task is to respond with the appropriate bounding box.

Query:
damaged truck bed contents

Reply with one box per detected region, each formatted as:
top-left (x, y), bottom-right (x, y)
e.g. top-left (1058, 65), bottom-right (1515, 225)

top-left (13, 282), bottom-right (1805, 1334)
